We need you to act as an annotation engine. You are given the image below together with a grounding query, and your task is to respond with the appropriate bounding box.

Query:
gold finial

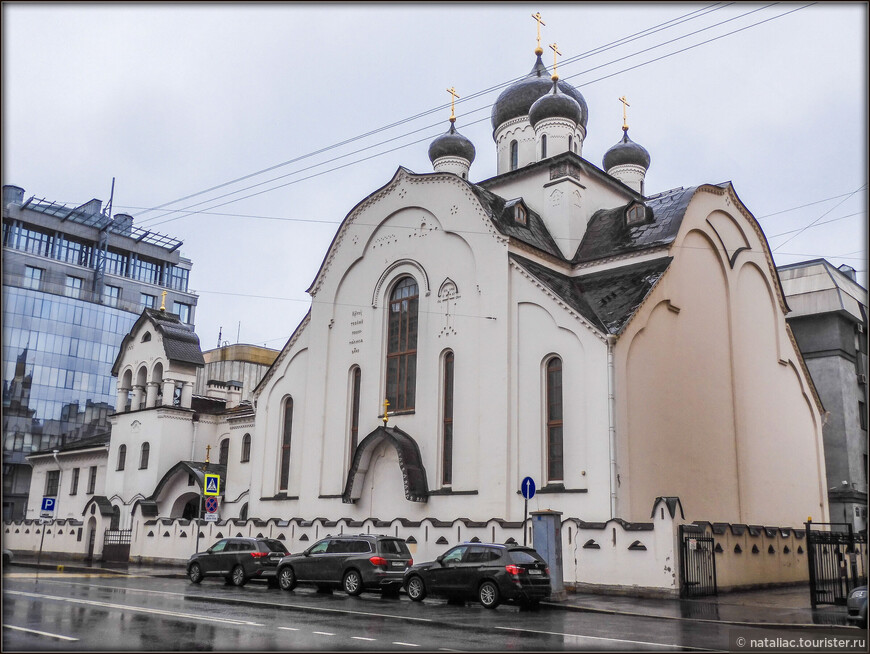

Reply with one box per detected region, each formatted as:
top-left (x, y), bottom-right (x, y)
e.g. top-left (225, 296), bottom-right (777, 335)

top-left (205, 444), bottom-right (211, 464)
top-left (531, 12), bottom-right (545, 55)
top-left (382, 398), bottom-right (390, 426)
top-left (549, 42), bottom-right (561, 82)
top-left (160, 290), bottom-right (167, 311)
top-left (446, 87), bottom-right (460, 123)
top-left (619, 95), bottom-right (630, 131)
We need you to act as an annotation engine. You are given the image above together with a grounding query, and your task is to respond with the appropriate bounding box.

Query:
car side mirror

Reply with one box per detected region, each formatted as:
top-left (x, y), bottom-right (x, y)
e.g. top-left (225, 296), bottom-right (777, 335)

top-left (436, 554), bottom-right (445, 565)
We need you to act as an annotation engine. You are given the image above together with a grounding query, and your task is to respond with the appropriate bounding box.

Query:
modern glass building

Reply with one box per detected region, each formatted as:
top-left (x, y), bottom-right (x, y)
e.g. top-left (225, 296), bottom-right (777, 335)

top-left (2, 184), bottom-right (198, 521)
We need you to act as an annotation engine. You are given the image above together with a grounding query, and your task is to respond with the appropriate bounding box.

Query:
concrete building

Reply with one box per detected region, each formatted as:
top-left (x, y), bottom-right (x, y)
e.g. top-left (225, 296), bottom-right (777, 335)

top-left (2, 184), bottom-right (198, 520)
top-left (778, 259), bottom-right (868, 533)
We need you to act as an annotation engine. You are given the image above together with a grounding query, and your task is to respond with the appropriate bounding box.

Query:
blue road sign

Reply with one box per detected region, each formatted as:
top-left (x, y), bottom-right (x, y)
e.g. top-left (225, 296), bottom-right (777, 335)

top-left (41, 497), bottom-right (56, 513)
top-left (521, 476), bottom-right (536, 500)
top-left (204, 474), bottom-right (220, 496)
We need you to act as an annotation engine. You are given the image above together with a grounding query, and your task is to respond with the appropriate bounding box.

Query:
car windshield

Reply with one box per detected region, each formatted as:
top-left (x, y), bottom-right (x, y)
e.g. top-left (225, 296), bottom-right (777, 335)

top-left (508, 549), bottom-right (544, 564)
top-left (378, 539), bottom-right (410, 556)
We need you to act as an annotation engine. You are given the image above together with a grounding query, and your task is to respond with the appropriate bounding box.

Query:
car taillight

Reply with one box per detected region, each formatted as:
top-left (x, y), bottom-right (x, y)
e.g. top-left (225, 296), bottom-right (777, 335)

top-left (407, 558), bottom-right (413, 567)
top-left (545, 567), bottom-right (550, 576)
top-left (369, 556), bottom-right (388, 567)
top-left (505, 564), bottom-right (522, 575)
top-left (250, 551), bottom-right (268, 558)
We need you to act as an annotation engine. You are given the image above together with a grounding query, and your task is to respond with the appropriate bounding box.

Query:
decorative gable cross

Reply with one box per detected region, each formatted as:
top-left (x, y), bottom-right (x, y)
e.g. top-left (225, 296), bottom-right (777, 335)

top-left (446, 87), bottom-right (460, 123)
top-left (619, 95), bottom-right (630, 131)
top-left (531, 12), bottom-right (546, 54)
top-left (550, 42), bottom-right (561, 81)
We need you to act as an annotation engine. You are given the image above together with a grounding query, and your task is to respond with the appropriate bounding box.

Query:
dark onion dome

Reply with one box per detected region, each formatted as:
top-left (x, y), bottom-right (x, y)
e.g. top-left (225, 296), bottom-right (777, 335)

top-left (428, 122), bottom-right (476, 164)
top-left (529, 81), bottom-right (583, 128)
top-left (603, 129), bottom-right (651, 171)
top-left (491, 54), bottom-right (588, 131)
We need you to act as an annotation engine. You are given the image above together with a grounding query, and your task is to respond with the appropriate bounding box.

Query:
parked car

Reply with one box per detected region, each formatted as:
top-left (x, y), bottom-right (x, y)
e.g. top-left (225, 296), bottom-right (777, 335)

top-left (2, 549), bottom-right (12, 566)
top-left (403, 543), bottom-right (551, 609)
top-left (276, 534), bottom-right (413, 596)
top-left (847, 585), bottom-right (867, 628)
top-left (187, 537), bottom-right (288, 586)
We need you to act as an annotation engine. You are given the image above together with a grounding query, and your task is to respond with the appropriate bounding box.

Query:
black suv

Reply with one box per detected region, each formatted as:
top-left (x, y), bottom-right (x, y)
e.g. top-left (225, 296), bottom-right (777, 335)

top-left (187, 537), bottom-right (288, 586)
top-left (403, 543), bottom-right (551, 608)
top-left (276, 535), bottom-right (413, 596)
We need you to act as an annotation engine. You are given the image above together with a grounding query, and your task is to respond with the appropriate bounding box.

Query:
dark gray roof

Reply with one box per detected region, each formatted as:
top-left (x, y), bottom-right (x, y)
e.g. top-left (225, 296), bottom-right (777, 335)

top-left (343, 426), bottom-right (429, 503)
top-left (573, 186), bottom-right (698, 264)
top-left (603, 129), bottom-right (651, 171)
top-left (151, 460), bottom-right (228, 500)
top-left (112, 308), bottom-right (204, 375)
top-left (512, 254), bottom-right (672, 335)
top-left (529, 81), bottom-right (583, 127)
top-left (428, 122), bottom-right (476, 163)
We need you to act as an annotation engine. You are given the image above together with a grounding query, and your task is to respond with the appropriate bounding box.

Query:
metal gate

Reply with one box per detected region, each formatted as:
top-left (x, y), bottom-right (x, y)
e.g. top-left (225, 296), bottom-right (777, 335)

top-left (102, 529), bottom-right (132, 563)
top-left (679, 525), bottom-right (718, 598)
top-left (806, 521), bottom-right (867, 608)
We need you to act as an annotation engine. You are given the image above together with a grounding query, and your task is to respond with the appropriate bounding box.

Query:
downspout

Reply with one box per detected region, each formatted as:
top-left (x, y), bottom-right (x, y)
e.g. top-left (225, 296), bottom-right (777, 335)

top-left (606, 335), bottom-right (618, 520)
top-left (51, 450), bottom-right (62, 519)
top-left (190, 413), bottom-right (200, 460)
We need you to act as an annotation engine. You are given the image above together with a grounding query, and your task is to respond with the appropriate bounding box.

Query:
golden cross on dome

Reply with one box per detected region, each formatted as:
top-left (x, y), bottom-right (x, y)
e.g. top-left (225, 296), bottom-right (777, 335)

top-left (160, 290), bottom-right (167, 311)
top-left (549, 42), bottom-right (562, 81)
top-left (446, 87), bottom-right (460, 123)
top-left (531, 12), bottom-right (546, 54)
top-left (205, 444), bottom-right (211, 464)
top-left (382, 398), bottom-right (390, 426)
top-left (619, 95), bottom-right (630, 131)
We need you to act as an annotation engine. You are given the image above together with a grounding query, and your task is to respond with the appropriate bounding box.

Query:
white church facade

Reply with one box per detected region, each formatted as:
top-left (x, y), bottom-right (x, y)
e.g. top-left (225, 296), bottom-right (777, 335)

top-left (6, 40), bottom-right (829, 595)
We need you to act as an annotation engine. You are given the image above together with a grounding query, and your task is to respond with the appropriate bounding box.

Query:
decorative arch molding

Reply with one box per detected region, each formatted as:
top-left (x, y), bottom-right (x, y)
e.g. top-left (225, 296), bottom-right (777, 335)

top-left (81, 495), bottom-right (114, 518)
top-left (151, 461), bottom-right (229, 502)
top-left (371, 259), bottom-right (431, 308)
top-left (343, 426), bottom-right (429, 503)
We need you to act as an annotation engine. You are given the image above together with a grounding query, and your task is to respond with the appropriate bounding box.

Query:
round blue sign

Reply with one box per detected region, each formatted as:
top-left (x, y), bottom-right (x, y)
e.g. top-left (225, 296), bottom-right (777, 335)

top-left (520, 476), bottom-right (536, 500)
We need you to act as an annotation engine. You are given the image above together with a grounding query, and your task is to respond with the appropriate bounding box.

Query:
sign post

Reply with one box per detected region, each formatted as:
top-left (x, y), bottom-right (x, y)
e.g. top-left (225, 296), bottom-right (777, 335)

top-left (196, 474), bottom-right (221, 554)
top-left (37, 497), bottom-right (56, 584)
top-left (520, 477), bottom-right (536, 546)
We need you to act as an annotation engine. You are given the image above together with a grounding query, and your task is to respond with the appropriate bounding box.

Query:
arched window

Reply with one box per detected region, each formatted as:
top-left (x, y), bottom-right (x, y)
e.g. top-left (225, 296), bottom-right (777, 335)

top-left (442, 351), bottom-right (454, 486)
top-left (546, 357), bottom-right (563, 482)
top-left (241, 433), bottom-right (251, 463)
top-left (110, 505), bottom-right (120, 530)
top-left (349, 367), bottom-right (361, 456)
top-left (386, 277), bottom-right (419, 412)
top-left (139, 442), bottom-right (150, 469)
top-left (117, 444), bottom-right (127, 471)
top-left (510, 140), bottom-right (518, 171)
top-left (541, 134), bottom-right (548, 159)
top-left (219, 439), bottom-right (229, 467)
top-left (279, 398), bottom-right (293, 490)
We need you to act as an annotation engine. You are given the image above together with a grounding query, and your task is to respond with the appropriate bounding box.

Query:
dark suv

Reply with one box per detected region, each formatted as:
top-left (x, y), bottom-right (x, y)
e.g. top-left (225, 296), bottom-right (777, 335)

top-left (187, 537), bottom-right (288, 586)
top-left (276, 535), bottom-right (413, 596)
top-left (403, 543), bottom-right (551, 608)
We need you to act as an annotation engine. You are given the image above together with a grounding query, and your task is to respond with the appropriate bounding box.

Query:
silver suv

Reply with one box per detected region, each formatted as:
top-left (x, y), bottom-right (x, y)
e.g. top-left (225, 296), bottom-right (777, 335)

top-left (276, 535), bottom-right (413, 596)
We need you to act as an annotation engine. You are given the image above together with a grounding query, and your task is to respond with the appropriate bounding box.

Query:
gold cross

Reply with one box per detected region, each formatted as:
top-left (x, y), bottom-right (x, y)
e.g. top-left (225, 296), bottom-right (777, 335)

top-left (205, 444), bottom-right (211, 464)
top-left (619, 95), bottom-right (630, 131)
top-left (446, 87), bottom-right (460, 123)
top-left (382, 398), bottom-right (390, 426)
top-left (531, 12), bottom-right (546, 54)
top-left (550, 42), bottom-right (561, 81)
top-left (160, 290), bottom-right (167, 311)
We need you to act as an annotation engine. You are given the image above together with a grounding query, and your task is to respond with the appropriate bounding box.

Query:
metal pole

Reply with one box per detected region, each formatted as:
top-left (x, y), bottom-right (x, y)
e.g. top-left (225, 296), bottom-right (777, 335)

top-left (806, 520), bottom-right (818, 609)
top-left (195, 494), bottom-right (203, 554)
top-left (36, 520), bottom-right (46, 586)
top-left (523, 498), bottom-right (528, 546)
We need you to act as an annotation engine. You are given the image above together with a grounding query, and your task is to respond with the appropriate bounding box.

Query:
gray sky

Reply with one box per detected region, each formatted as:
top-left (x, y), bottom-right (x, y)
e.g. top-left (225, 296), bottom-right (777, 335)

top-left (3, 2), bottom-right (867, 351)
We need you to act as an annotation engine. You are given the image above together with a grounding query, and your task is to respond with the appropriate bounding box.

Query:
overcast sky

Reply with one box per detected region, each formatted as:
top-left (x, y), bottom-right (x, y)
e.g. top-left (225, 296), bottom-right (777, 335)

top-left (3, 2), bottom-right (867, 351)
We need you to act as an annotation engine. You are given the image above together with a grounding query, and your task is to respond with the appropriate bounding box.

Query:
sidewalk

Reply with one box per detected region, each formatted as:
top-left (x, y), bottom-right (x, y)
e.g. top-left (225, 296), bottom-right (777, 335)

top-left (5, 556), bottom-right (855, 628)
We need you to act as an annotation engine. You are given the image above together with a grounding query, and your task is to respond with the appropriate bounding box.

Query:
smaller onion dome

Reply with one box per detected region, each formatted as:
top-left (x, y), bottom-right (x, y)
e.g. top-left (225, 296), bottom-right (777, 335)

top-left (529, 80), bottom-right (583, 128)
top-left (603, 129), bottom-right (651, 171)
top-left (428, 122), bottom-right (476, 164)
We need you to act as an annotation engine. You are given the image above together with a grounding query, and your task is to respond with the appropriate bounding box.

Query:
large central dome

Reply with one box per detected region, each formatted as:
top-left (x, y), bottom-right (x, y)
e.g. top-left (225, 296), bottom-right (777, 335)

top-left (491, 54), bottom-right (588, 133)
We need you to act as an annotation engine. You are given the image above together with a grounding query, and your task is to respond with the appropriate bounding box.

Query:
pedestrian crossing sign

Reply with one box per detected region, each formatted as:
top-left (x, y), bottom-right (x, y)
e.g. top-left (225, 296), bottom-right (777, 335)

top-left (204, 474), bottom-right (220, 496)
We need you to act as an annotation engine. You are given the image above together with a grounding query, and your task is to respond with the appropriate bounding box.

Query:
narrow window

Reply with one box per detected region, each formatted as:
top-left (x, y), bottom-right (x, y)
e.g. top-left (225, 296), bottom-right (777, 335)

top-left (568, 135), bottom-right (573, 152)
top-left (45, 470), bottom-right (60, 496)
top-left (241, 433), bottom-right (251, 463)
top-left (70, 467), bottom-right (80, 495)
top-left (515, 204), bottom-right (527, 226)
top-left (386, 277), bottom-right (419, 412)
top-left (442, 352), bottom-right (454, 486)
top-left (219, 439), bottom-right (229, 467)
top-left (510, 140), bottom-right (518, 171)
top-left (139, 442), bottom-right (150, 470)
top-left (117, 444), bottom-right (127, 471)
top-left (350, 367), bottom-right (361, 456)
top-left (279, 398), bottom-right (293, 490)
top-left (87, 466), bottom-right (97, 494)
top-left (541, 134), bottom-right (548, 159)
top-left (546, 357), bottom-right (564, 482)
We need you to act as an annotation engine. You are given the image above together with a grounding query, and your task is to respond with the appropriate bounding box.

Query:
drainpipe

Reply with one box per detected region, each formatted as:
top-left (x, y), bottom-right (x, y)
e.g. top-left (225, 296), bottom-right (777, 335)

top-left (190, 413), bottom-right (200, 460)
top-left (51, 449), bottom-right (62, 519)
top-left (606, 335), bottom-right (618, 519)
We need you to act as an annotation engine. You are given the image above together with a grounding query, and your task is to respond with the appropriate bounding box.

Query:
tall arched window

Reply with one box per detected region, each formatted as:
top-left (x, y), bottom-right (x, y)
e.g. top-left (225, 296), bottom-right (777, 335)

top-left (219, 439), bottom-right (229, 467)
top-left (279, 398), bottom-right (294, 490)
top-left (139, 442), bottom-right (150, 469)
top-left (541, 134), bottom-right (548, 159)
top-left (386, 277), bottom-right (419, 412)
top-left (117, 444), bottom-right (127, 471)
top-left (241, 433), bottom-right (251, 463)
top-left (442, 351), bottom-right (454, 486)
top-left (510, 140), bottom-right (518, 170)
top-left (546, 357), bottom-right (563, 482)
top-left (349, 367), bottom-right (361, 456)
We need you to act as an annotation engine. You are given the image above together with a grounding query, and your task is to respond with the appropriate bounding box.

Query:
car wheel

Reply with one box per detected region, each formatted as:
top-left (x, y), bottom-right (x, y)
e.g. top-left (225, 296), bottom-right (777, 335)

top-left (230, 565), bottom-right (247, 587)
top-left (187, 563), bottom-right (203, 584)
top-left (478, 580), bottom-right (500, 609)
top-left (406, 575), bottom-right (427, 602)
top-left (278, 566), bottom-right (297, 591)
top-left (343, 569), bottom-right (363, 596)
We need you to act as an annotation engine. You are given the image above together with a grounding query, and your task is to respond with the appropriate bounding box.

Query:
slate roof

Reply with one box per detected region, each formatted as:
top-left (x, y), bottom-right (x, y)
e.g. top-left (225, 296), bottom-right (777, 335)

top-left (512, 254), bottom-right (672, 335)
top-left (112, 308), bottom-right (204, 375)
top-left (151, 460), bottom-right (229, 501)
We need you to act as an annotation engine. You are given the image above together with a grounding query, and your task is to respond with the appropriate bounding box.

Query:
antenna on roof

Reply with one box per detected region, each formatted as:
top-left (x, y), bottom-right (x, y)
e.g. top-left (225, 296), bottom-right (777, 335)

top-left (217, 327), bottom-right (222, 349)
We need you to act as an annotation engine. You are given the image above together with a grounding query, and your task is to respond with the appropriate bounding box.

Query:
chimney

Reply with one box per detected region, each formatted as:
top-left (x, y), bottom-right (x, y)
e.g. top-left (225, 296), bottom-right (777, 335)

top-left (226, 380), bottom-right (243, 409)
top-left (205, 379), bottom-right (227, 402)
top-left (3, 185), bottom-right (25, 208)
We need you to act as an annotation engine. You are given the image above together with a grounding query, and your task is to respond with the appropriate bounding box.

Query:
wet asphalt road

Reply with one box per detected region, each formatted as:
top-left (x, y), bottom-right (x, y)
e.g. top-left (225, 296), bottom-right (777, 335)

top-left (1, 567), bottom-right (863, 651)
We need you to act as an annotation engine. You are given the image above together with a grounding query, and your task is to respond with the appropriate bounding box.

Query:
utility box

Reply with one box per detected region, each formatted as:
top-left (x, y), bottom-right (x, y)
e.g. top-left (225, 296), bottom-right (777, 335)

top-left (531, 509), bottom-right (565, 600)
